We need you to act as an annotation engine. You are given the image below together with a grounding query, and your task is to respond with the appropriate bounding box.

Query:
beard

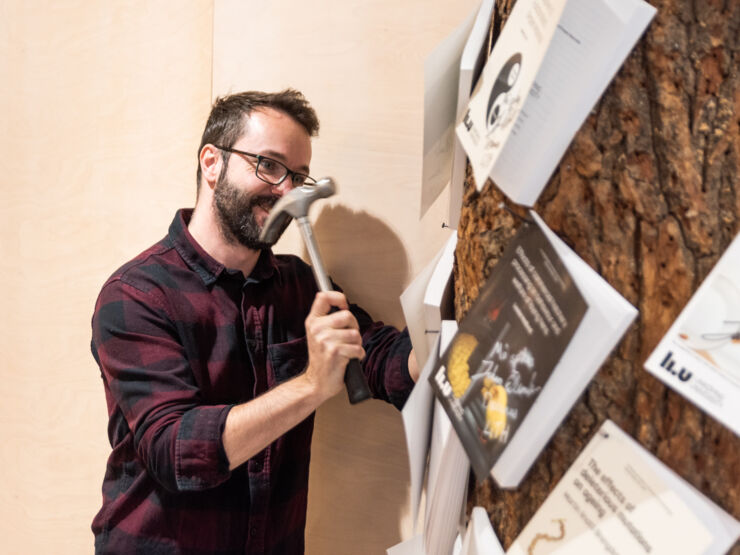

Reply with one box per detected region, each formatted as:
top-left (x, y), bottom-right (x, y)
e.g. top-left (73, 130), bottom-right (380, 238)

top-left (213, 174), bottom-right (288, 250)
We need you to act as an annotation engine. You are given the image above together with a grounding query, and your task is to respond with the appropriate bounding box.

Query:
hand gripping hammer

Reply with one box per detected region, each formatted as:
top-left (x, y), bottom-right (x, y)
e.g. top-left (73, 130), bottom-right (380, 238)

top-left (259, 177), bottom-right (372, 404)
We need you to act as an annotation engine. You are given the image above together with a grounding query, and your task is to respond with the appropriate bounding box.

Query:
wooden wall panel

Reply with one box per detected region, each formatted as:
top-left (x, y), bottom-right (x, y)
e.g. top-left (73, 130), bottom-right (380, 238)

top-left (0, 2), bottom-right (213, 552)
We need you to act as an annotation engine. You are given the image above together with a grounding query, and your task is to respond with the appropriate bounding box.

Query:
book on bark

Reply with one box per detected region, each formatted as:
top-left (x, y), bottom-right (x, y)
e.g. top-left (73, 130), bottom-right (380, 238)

top-left (429, 211), bottom-right (637, 486)
top-left (455, 0), bottom-right (656, 206)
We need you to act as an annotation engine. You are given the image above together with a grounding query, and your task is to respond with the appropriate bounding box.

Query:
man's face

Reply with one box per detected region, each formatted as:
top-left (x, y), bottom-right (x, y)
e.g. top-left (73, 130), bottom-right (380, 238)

top-left (213, 107), bottom-right (312, 250)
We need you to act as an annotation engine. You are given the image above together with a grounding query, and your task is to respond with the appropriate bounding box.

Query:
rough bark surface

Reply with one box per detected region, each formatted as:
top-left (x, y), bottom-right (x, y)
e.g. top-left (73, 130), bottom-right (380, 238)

top-left (456, 0), bottom-right (740, 550)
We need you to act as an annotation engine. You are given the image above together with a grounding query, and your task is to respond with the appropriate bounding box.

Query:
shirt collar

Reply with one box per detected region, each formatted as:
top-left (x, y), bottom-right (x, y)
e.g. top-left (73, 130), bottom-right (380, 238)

top-left (169, 209), bottom-right (280, 286)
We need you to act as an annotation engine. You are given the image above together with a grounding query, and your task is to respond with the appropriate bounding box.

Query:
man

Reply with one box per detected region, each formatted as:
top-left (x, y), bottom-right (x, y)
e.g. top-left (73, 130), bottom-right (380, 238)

top-left (91, 89), bottom-right (419, 554)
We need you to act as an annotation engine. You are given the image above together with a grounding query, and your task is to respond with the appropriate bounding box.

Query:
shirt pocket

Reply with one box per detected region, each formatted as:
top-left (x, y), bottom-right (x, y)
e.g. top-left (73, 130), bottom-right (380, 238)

top-left (266, 336), bottom-right (309, 386)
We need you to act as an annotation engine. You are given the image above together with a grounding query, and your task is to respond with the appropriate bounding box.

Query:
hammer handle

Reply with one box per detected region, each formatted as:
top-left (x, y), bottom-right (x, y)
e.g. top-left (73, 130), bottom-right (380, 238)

top-left (344, 358), bottom-right (372, 404)
top-left (328, 306), bottom-right (372, 404)
top-left (298, 218), bottom-right (371, 404)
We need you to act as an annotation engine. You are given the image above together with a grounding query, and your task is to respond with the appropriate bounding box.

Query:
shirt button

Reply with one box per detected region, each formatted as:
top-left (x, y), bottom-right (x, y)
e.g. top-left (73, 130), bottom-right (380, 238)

top-left (251, 461), bottom-right (262, 472)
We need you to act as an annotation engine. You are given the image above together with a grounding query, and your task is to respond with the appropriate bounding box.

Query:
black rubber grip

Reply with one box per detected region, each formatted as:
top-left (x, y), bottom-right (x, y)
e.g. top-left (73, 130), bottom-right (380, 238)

top-left (344, 358), bottom-right (371, 404)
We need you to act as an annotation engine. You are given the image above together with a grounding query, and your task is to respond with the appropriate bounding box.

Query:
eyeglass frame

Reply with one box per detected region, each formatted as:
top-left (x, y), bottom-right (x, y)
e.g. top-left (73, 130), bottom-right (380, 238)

top-left (213, 145), bottom-right (316, 187)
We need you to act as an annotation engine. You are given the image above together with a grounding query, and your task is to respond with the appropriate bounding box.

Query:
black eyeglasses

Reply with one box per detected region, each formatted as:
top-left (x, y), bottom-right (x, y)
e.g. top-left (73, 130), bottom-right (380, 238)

top-left (214, 145), bottom-right (316, 187)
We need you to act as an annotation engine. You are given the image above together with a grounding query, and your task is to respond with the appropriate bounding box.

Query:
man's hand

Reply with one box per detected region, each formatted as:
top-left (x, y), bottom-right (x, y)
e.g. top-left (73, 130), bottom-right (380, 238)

top-left (408, 350), bottom-right (420, 382)
top-left (303, 291), bottom-right (365, 402)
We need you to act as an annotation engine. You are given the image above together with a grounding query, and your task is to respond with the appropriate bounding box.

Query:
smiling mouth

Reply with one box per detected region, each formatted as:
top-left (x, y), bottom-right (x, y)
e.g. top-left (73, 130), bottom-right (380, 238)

top-left (253, 195), bottom-right (278, 212)
top-left (252, 196), bottom-right (280, 225)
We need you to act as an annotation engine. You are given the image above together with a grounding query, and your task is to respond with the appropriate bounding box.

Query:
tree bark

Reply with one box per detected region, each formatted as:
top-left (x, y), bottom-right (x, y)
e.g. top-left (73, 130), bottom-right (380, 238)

top-left (455, 0), bottom-right (740, 550)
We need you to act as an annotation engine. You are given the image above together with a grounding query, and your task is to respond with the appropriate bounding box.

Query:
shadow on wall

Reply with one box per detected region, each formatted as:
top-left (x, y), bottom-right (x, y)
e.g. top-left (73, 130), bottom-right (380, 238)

top-left (302, 204), bottom-right (413, 552)
top-left (305, 204), bottom-right (410, 329)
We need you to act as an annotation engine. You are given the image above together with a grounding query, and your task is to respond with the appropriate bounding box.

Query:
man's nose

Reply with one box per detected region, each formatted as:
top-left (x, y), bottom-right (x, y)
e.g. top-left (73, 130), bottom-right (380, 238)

top-left (271, 174), bottom-right (297, 196)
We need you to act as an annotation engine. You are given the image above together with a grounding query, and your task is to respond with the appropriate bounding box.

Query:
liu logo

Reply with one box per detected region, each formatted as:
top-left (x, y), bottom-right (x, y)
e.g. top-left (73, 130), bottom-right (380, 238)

top-left (659, 351), bottom-right (693, 382)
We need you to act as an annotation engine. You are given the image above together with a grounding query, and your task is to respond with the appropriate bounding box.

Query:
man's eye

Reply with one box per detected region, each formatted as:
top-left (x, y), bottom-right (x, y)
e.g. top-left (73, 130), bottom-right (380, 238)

top-left (294, 175), bottom-right (307, 186)
top-left (261, 159), bottom-right (277, 171)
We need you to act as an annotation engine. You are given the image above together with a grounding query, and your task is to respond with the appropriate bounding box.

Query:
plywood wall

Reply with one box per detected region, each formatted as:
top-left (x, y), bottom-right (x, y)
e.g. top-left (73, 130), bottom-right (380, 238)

top-left (1, 0), bottom-right (477, 552)
top-left (0, 2), bottom-right (213, 552)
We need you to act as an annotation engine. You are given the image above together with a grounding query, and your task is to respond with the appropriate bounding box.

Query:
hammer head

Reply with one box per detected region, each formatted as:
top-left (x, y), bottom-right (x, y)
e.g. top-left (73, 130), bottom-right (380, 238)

top-left (259, 177), bottom-right (337, 245)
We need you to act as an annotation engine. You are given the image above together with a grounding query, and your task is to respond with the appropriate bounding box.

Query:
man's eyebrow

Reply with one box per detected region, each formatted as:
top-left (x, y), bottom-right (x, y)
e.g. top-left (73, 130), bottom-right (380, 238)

top-left (261, 150), bottom-right (310, 174)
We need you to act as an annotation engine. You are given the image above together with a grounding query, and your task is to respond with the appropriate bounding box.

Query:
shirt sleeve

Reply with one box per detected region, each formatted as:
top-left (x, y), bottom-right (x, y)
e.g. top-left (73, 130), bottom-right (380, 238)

top-left (92, 278), bottom-right (232, 492)
top-left (350, 304), bottom-right (415, 410)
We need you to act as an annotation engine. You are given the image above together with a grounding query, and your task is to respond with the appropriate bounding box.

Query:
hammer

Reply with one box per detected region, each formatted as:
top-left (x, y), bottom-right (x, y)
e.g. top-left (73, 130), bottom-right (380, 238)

top-left (259, 177), bottom-right (372, 404)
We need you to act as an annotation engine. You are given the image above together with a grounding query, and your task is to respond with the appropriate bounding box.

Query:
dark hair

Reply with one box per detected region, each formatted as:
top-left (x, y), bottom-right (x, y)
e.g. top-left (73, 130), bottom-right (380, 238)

top-left (196, 89), bottom-right (320, 192)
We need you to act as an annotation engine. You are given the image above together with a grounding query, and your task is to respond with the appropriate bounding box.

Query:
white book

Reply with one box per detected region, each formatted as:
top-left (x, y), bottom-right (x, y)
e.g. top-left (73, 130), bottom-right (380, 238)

top-left (508, 420), bottom-right (740, 555)
top-left (424, 401), bottom-right (469, 555)
top-left (431, 211), bottom-right (637, 487)
top-left (421, 6), bottom-right (480, 218)
top-left (402, 333), bottom-right (442, 528)
top-left (459, 507), bottom-right (505, 555)
top-left (644, 232), bottom-right (740, 436)
top-left (400, 231), bottom-right (456, 368)
top-left (386, 534), bottom-right (424, 555)
top-left (423, 233), bottom-right (457, 349)
top-left (448, 0), bottom-right (496, 229)
top-left (455, 0), bottom-right (656, 206)
top-left (402, 321), bottom-right (460, 532)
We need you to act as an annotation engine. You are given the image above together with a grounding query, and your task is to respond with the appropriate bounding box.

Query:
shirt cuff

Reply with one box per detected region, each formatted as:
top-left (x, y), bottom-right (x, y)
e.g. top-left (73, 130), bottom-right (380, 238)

top-left (385, 328), bottom-right (415, 410)
top-left (175, 404), bottom-right (232, 491)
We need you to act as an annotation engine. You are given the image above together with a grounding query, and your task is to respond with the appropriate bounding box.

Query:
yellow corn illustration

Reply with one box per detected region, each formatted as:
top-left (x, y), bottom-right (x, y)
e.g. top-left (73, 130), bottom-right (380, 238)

top-left (482, 379), bottom-right (508, 439)
top-left (446, 333), bottom-right (478, 398)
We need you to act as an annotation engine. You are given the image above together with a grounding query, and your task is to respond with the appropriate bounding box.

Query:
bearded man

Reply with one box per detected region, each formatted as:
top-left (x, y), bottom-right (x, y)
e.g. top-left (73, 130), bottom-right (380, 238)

top-left (90, 89), bottom-right (418, 554)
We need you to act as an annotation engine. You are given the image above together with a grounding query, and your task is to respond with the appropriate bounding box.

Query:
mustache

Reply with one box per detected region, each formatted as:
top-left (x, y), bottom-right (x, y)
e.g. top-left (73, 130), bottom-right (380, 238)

top-left (248, 193), bottom-right (281, 213)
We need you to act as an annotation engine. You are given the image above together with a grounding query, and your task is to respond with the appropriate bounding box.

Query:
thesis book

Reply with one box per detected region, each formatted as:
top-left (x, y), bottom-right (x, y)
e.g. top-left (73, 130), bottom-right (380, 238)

top-left (644, 232), bottom-right (740, 436)
top-left (429, 212), bottom-right (637, 486)
top-left (399, 321), bottom-right (469, 554)
top-left (400, 231), bottom-right (456, 369)
top-left (421, 0), bottom-right (495, 225)
top-left (459, 507), bottom-right (504, 555)
top-left (448, 0), bottom-right (495, 228)
top-left (455, 0), bottom-right (656, 206)
top-left (508, 420), bottom-right (740, 555)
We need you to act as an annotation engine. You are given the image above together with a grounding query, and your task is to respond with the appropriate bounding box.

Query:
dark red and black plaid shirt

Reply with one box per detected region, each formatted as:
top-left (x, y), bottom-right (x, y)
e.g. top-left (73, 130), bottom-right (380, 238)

top-left (91, 209), bottom-right (413, 554)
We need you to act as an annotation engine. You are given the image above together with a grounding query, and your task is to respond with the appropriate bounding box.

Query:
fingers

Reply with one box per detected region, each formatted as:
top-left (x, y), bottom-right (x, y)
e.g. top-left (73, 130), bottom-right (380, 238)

top-left (309, 328), bottom-right (365, 358)
top-left (304, 291), bottom-right (365, 401)
top-left (308, 291), bottom-right (350, 318)
top-left (306, 291), bottom-right (359, 332)
top-left (305, 313), bottom-right (364, 361)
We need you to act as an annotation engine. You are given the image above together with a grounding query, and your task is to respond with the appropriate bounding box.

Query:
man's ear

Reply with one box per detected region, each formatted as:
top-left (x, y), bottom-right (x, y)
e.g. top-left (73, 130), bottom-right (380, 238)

top-left (199, 144), bottom-right (222, 190)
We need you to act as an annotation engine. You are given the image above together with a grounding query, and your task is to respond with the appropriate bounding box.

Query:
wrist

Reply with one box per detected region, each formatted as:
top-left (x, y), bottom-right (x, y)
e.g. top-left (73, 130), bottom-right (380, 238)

top-left (296, 368), bottom-right (328, 406)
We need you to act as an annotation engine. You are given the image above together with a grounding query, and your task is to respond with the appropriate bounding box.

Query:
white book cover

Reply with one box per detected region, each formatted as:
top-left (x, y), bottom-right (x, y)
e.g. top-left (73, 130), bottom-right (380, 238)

top-left (423, 233), bottom-right (457, 347)
top-left (644, 232), bottom-right (740, 436)
top-left (402, 321), bottom-right (459, 530)
top-left (402, 334), bottom-right (442, 528)
top-left (401, 231), bottom-right (455, 368)
top-left (430, 211), bottom-right (637, 487)
top-left (421, 6), bottom-right (480, 218)
top-left (449, 0), bottom-right (496, 229)
top-left (460, 507), bottom-right (505, 555)
top-left (455, 0), bottom-right (655, 206)
top-left (424, 397), bottom-right (469, 555)
top-left (386, 534), bottom-right (424, 555)
top-left (508, 420), bottom-right (740, 555)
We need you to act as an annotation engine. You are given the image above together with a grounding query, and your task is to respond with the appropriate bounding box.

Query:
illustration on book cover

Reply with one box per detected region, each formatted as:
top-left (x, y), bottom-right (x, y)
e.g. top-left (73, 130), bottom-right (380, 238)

top-left (463, 52), bottom-right (525, 165)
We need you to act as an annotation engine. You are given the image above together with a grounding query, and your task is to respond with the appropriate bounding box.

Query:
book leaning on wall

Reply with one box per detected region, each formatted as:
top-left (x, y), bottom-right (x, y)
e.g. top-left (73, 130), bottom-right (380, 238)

top-left (508, 420), bottom-right (740, 554)
top-left (429, 211), bottom-right (637, 486)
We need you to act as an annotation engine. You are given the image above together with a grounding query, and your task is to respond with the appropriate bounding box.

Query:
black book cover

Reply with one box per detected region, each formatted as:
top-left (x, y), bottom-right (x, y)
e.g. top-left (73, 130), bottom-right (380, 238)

top-left (430, 221), bottom-right (587, 480)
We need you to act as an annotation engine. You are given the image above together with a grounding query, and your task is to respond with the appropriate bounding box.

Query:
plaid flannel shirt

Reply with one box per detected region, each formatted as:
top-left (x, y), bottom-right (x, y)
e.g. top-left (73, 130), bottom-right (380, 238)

top-left (91, 209), bottom-right (414, 554)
